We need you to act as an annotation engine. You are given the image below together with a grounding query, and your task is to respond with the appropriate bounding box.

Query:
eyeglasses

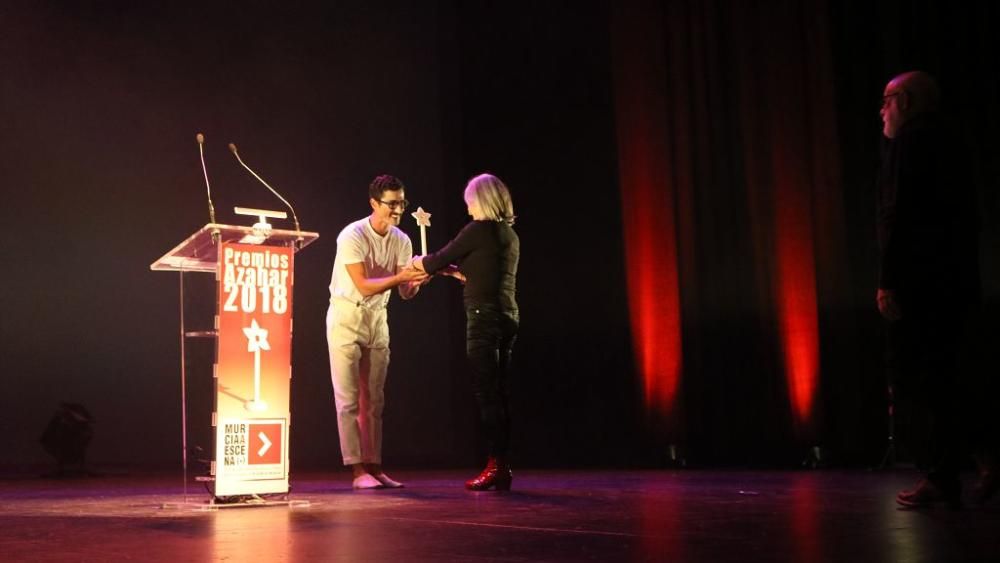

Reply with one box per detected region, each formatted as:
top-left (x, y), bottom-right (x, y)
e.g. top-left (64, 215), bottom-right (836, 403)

top-left (881, 93), bottom-right (899, 109)
top-left (378, 199), bottom-right (409, 210)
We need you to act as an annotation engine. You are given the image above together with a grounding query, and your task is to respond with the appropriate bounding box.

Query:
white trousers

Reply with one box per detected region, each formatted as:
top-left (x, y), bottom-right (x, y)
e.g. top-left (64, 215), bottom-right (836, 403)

top-left (326, 300), bottom-right (390, 466)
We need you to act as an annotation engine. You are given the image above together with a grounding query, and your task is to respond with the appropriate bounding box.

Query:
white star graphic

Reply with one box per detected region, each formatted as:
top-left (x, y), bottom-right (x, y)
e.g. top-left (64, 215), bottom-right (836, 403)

top-left (411, 206), bottom-right (432, 227)
top-left (243, 319), bottom-right (271, 353)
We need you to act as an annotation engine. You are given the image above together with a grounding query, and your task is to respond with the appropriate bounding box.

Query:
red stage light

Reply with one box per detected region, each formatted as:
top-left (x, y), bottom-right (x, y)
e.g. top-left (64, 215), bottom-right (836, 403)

top-left (772, 149), bottom-right (819, 427)
top-left (615, 120), bottom-right (683, 416)
top-left (612, 2), bottom-right (683, 419)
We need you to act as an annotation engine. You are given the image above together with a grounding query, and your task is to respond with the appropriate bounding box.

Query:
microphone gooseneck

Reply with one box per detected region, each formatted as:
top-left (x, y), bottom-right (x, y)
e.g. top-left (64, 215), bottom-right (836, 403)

top-left (196, 132), bottom-right (216, 224)
top-left (228, 142), bottom-right (301, 234)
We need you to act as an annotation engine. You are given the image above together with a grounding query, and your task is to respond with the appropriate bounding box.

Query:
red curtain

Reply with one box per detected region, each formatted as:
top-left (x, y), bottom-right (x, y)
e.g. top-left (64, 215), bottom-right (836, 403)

top-left (612, 0), bottom-right (846, 445)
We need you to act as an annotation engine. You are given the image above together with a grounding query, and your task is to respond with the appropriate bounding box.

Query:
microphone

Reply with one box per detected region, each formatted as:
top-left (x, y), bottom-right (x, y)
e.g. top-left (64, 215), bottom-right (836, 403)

top-left (228, 142), bottom-right (301, 234)
top-left (196, 132), bottom-right (217, 224)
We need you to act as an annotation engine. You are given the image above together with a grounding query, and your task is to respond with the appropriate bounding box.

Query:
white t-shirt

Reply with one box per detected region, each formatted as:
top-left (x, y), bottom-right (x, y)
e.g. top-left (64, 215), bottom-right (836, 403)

top-left (329, 217), bottom-right (413, 308)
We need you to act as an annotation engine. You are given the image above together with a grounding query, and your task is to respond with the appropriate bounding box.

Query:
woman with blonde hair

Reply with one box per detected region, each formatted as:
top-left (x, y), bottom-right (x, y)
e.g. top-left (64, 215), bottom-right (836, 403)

top-left (414, 173), bottom-right (519, 490)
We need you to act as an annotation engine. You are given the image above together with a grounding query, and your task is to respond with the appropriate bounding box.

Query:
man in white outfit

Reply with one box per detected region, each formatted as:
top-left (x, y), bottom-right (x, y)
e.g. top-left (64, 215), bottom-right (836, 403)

top-left (327, 174), bottom-right (428, 489)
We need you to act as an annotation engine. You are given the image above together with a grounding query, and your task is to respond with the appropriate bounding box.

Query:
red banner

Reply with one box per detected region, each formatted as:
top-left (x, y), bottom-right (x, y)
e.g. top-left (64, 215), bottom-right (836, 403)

top-left (213, 242), bottom-right (293, 495)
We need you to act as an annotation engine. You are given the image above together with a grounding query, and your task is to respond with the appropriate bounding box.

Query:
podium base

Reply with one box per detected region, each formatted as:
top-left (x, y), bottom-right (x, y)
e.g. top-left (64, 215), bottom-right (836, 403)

top-left (162, 497), bottom-right (311, 511)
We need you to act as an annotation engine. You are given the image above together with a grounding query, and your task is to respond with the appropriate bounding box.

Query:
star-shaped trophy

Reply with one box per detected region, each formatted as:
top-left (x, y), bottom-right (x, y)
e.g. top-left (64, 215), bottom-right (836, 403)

top-left (243, 318), bottom-right (270, 412)
top-left (411, 206), bottom-right (432, 255)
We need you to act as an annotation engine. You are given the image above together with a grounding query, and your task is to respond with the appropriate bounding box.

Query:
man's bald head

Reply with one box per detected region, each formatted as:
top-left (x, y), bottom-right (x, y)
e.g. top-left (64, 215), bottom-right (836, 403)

top-left (880, 71), bottom-right (941, 138)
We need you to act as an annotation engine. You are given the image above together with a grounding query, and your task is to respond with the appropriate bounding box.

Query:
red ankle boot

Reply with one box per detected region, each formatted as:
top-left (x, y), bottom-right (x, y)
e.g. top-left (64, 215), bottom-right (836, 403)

top-left (465, 457), bottom-right (512, 491)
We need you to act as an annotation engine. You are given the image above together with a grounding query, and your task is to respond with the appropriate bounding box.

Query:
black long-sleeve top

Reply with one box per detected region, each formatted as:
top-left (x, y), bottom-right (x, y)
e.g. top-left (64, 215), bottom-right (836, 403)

top-left (876, 113), bottom-right (979, 303)
top-left (422, 220), bottom-right (519, 311)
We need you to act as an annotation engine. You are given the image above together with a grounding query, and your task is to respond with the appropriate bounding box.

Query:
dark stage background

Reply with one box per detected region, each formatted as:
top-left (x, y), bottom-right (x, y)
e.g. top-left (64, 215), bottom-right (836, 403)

top-left (1, 1), bottom-right (996, 472)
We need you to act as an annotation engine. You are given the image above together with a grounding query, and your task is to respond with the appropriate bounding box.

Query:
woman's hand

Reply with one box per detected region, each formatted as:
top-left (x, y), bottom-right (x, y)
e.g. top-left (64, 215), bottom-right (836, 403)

top-left (441, 264), bottom-right (466, 284)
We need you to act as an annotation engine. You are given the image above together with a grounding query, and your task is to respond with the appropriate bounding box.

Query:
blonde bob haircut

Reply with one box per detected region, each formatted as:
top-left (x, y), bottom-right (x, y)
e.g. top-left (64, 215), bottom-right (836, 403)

top-left (464, 173), bottom-right (515, 226)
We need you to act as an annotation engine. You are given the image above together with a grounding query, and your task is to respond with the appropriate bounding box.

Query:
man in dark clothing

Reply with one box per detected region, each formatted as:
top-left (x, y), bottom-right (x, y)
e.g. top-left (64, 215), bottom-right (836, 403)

top-left (876, 71), bottom-right (986, 507)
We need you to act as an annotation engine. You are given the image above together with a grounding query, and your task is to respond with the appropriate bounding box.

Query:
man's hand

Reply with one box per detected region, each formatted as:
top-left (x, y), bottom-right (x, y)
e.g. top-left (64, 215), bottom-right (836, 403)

top-left (397, 265), bottom-right (429, 284)
top-left (877, 288), bottom-right (901, 321)
top-left (398, 265), bottom-right (430, 300)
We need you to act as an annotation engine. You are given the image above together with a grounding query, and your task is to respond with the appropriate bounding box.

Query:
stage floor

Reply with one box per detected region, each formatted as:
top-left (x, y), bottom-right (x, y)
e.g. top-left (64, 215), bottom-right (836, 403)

top-left (1, 469), bottom-right (997, 562)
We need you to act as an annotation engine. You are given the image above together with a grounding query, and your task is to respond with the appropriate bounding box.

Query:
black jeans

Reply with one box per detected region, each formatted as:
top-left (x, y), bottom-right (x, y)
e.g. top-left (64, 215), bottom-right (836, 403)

top-left (885, 303), bottom-right (966, 488)
top-left (465, 304), bottom-right (519, 459)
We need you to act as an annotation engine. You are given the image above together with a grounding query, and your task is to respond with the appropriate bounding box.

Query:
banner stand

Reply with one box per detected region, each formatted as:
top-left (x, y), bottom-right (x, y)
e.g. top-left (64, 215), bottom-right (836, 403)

top-left (152, 215), bottom-right (318, 509)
